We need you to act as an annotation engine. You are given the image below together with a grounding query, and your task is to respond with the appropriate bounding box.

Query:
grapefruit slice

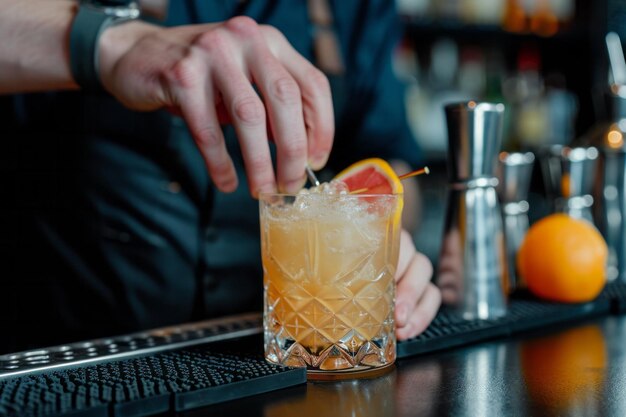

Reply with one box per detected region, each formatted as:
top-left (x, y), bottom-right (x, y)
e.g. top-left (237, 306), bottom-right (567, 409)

top-left (334, 158), bottom-right (403, 195)
top-left (334, 158), bottom-right (404, 226)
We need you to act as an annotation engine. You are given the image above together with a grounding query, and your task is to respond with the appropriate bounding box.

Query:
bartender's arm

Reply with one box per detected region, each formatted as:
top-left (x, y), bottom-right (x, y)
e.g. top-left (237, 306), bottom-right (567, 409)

top-left (0, 0), bottom-right (333, 197)
top-left (0, 0), bottom-right (441, 340)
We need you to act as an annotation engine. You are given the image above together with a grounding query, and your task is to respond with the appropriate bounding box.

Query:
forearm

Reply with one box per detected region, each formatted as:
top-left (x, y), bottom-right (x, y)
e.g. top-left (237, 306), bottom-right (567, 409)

top-left (0, 0), bottom-right (80, 93)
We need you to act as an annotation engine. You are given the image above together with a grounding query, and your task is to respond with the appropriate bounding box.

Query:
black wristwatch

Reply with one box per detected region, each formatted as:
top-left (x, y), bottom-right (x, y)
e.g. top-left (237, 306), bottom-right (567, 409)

top-left (69, 0), bottom-right (141, 92)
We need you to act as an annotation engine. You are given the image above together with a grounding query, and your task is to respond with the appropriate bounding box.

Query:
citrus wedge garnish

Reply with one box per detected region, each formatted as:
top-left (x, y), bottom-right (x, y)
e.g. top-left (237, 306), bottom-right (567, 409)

top-left (334, 158), bottom-right (404, 195)
top-left (334, 158), bottom-right (404, 226)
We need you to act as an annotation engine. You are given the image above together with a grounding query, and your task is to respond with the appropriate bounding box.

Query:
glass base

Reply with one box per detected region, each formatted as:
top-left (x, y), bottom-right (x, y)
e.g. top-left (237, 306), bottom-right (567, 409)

top-left (306, 362), bottom-right (396, 381)
top-left (265, 336), bottom-right (396, 374)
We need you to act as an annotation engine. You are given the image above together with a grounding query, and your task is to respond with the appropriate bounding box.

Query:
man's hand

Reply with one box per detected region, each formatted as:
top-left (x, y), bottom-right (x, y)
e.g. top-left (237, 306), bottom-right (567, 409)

top-left (395, 229), bottom-right (441, 340)
top-left (99, 16), bottom-right (334, 197)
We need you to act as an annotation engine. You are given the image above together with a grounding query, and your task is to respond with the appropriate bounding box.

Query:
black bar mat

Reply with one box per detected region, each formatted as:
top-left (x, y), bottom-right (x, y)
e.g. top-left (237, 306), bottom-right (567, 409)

top-left (0, 348), bottom-right (305, 417)
top-left (396, 282), bottom-right (626, 358)
top-left (600, 281), bottom-right (626, 313)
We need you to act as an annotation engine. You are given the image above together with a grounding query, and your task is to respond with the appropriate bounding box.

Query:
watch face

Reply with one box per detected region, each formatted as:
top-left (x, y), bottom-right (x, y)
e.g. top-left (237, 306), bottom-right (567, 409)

top-left (81, 0), bottom-right (140, 18)
top-left (87, 0), bottom-right (134, 5)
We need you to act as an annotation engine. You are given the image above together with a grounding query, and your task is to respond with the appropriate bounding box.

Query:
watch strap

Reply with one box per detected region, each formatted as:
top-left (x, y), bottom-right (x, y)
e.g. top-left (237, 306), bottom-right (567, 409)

top-left (69, 6), bottom-right (126, 92)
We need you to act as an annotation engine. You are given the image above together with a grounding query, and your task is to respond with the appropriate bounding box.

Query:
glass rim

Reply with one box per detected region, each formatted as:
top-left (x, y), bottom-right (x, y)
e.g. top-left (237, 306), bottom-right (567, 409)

top-left (258, 192), bottom-right (404, 198)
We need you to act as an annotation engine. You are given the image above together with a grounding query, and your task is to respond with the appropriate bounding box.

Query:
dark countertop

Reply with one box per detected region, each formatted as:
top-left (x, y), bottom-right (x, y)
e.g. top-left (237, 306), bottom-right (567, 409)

top-left (185, 315), bottom-right (626, 417)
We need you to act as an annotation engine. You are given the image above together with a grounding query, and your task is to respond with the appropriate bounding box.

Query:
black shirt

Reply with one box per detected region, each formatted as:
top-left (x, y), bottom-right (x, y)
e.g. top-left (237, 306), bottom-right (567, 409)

top-left (0, 0), bottom-right (421, 353)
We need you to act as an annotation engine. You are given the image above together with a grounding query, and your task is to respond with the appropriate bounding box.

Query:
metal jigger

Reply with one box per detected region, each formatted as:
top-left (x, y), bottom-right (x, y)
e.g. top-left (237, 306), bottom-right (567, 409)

top-left (582, 84), bottom-right (626, 282)
top-left (539, 145), bottom-right (598, 223)
top-left (497, 152), bottom-right (535, 292)
top-left (438, 101), bottom-right (508, 320)
top-left (575, 34), bottom-right (626, 282)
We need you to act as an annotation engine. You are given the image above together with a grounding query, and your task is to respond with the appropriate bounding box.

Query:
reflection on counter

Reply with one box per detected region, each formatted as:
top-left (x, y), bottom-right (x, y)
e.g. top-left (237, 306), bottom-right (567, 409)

top-left (603, 317), bottom-right (626, 417)
top-left (265, 371), bottom-right (397, 417)
top-left (454, 344), bottom-right (512, 416)
top-left (521, 325), bottom-right (607, 414)
top-left (394, 341), bottom-right (527, 416)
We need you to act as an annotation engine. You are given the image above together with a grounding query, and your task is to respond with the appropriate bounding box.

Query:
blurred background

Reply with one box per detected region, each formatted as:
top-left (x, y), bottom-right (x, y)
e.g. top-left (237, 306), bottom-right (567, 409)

top-left (1, 0), bottom-right (623, 274)
top-left (394, 0), bottom-right (626, 263)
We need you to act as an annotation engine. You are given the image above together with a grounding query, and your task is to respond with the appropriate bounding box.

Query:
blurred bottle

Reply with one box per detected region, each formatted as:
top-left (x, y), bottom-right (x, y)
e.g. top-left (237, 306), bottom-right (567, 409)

top-left (503, 0), bottom-right (575, 35)
top-left (543, 74), bottom-right (578, 146)
top-left (502, 46), bottom-right (546, 150)
top-left (549, 0), bottom-right (576, 29)
top-left (457, 47), bottom-right (487, 98)
top-left (393, 37), bottom-right (420, 84)
top-left (429, 37), bottom-right (459, 90)
top-left (393, 35), bottom-right (426, 154)
top-left (502, 0), bottom-right (527, 33)
top-left (529, 0), bottom-right (559, 37)
top-left (396, 0), bottom-right (431, 18)
top-left (406, 38), bottom-right (473, 158)
top-left (460, 0), bottom-right (506, 25)
top-left (431, 0), bottom-right (462, 21)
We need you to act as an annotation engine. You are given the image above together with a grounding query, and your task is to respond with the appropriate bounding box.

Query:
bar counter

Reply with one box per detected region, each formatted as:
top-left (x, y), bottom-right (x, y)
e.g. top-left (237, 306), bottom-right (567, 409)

top-left (196, 315), bottom-right (626, 417)
top-left (2, 287), bottom-right (625, 417)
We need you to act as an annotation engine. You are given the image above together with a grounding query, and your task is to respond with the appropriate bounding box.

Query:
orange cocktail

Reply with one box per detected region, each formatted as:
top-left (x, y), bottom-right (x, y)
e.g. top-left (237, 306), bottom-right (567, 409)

top-left (260, 183), bottom-right (402, 377)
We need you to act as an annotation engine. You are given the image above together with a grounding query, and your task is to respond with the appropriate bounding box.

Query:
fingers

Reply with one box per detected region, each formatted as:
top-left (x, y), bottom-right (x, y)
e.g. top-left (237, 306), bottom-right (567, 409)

top-left (262, 27), bottom-right (334, 170)
top-left (201, 22), bottom-right (276, 196)
top-left (177, 81), bottom-right (238, 193)
top-left (394, 228), bottom-right (439, 340)
top-left (155, 17), bottom-right (333, 196)
top-left (209, 18), bottom-right (331, 195)
top-left (159, 41), bottom-right (240, 193)
top-left (286, 58), bottom-right (334, 170)
top-left (396, 284), bottom-right (442, 341)
top-left (214, 67), bottom-right (277, 196)
top-left (395, 230), bottom-right (415, 283)
top-left (247, 44), bottom-right (308, 193)
top-left (395, 248), bottom-right (433, 327)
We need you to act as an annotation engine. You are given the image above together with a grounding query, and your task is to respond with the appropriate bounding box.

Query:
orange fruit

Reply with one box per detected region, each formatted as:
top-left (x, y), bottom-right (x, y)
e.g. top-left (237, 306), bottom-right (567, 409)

top-left (334, 158), bottom-right (404, 195)
top-left (517, 213), bottom-right (608, 303)
top-left (521, 325), bottom-right (606, 412)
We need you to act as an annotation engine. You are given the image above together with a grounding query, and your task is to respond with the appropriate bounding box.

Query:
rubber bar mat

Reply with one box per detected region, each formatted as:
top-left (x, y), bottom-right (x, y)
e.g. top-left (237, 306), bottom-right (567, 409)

top-left (396, 296), bottom-right (608, 358)
top-left (0, 348), bottom-right (305, 417)
top-left (397, 281), bottom-right (626, 358)
top-left (600, 281), bottom-right (626, 313)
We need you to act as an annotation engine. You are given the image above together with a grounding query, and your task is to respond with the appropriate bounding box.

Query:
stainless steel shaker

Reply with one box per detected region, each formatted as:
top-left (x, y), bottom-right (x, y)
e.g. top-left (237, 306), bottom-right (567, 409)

top-left (437, 102), bottom-right (508, 320)
top-left (574, 33), bottom-right (626, 282)
top-left (583, 84), bottom-right (626, 282)
top-left (497, 152), bottom-right (535, 292)
top-left (539, 145), bottom-right (598, 223)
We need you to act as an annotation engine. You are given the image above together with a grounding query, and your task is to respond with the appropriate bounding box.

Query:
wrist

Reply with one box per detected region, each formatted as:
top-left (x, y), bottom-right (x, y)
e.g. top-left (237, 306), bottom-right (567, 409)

top-left (68, 0), bottom-right (145, 92)
top-left (97, 20), bottom-right (158, 90)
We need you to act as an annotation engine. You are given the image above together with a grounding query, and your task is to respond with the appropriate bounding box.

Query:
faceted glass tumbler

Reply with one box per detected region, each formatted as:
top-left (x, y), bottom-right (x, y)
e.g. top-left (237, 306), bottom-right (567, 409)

top-left (260, 192), bottom-right (402, 379)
